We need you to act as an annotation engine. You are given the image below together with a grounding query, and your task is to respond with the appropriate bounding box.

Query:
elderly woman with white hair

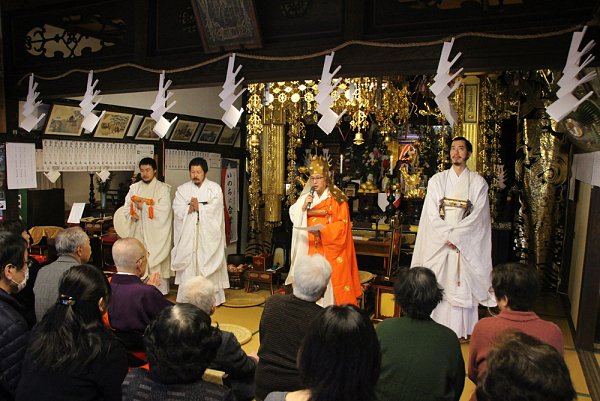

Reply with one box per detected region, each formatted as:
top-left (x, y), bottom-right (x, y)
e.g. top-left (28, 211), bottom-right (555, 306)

top-left (254, 253), bottom-right (332, 401)
top-left (179, 276), bottom-right (258, 401)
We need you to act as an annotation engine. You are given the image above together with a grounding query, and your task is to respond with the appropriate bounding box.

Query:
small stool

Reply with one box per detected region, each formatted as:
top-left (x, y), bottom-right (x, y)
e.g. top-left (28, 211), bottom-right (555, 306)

top-left (245, 266), bottom-right (283, 295)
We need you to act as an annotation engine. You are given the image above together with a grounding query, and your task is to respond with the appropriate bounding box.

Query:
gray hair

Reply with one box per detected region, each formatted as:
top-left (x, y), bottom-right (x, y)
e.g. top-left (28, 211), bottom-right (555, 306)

top-left (55, 227), bottom-right (89, 256)
top-left (293, 254), bottom-right (332, 302)
top-left (179, 276), bottom-right (215, 315)
top-left (112, 237), bottom-right (145, 272)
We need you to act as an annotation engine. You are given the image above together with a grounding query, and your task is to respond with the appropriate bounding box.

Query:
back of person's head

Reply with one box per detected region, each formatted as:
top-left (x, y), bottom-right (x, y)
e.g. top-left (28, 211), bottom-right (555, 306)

top-left (0, 231), bottom-right (28, 272)
top-left (55, 227), bottom-right (89, 256)
top-left (299, 304), bottom-right (381, 401)
top-left (28, 264), bottom-right (112, 370)
top-left (178, 276), bottom-right (215, 315)
top-left (112, 237), bottom-right (145, 272)
top-left (139, 157), bottom-right (157, 171)
top-left (292, 254), bottom-right (332, 302)
top-left (476, 331), bottom-right (575, 401)
top-left (144, 303), bottom-right (222, 385)
top-left (394, 267), bottom-right (443, 319)
top-left (188, 157), bottom-right (208, 173)
top-left (492, 263), bottom-right (540, 312)
top-left (0, 219), bottom-right (27, 237)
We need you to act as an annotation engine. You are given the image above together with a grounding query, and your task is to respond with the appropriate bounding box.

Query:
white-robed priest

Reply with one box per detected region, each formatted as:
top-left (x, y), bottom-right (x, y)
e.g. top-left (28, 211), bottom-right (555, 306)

top-left (411, 136), bottom-right (496, 340)
top-left (122, 157), bottom-right (173, 294)
top-left (171, 157), bottom-right (229, 305)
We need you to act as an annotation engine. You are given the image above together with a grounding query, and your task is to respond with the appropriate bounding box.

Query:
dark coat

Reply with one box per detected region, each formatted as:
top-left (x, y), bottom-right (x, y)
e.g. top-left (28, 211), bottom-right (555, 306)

top-left (0, 288), bottom-right (29, 400)
top-left (211, 329), bottom-right (257, 401)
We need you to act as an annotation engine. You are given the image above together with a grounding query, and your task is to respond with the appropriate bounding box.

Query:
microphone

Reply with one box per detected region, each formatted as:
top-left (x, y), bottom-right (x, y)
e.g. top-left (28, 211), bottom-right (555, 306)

top-left (307, 186), bottom-right (316, 210)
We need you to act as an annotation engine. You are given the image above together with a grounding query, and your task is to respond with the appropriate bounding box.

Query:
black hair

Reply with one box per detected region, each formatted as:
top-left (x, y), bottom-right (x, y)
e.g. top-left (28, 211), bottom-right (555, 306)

top-left (26, 264), bottom-right (113, 370)
top-left (394, 267), bottom-right (444, 319)
top-left (492, 263), bottom-right (540, 312)
top-left (188, 157), bottom-right (208, 173)
top-left (139, 157), bottom-right (157, 171)
top-left (0, 232), bottom-right (28, 272)
top-left (476, 331), bottom-right (575, 401)
top-left (298, 304), bottom-right (381, 401)
top-left (0, 219), bottom-right (27, 237)
top-left (144, 303), bottom-right (222, 385)
top-left (450, 136), bottom-right (473, 153)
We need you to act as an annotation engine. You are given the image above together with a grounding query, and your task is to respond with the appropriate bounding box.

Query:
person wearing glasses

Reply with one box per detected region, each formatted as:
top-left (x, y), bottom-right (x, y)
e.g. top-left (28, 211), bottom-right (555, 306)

top-left (287, 155), bottom-right (362, 307)
top-left (107, 237), bottom-right (173, 351)
top-left (0, 232), bottom-right (30, 399)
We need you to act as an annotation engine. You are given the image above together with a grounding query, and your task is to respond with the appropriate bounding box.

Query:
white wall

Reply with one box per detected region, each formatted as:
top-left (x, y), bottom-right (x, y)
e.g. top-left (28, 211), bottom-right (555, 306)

top-left (568, 181), bottom-right (591, 327)
top-left (69, 86), bottom-right (241, 120)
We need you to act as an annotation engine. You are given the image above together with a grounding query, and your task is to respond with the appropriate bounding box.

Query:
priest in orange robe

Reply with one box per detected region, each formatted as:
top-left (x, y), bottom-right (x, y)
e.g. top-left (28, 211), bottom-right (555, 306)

top-left (287, 156), bottom-right (362, 306)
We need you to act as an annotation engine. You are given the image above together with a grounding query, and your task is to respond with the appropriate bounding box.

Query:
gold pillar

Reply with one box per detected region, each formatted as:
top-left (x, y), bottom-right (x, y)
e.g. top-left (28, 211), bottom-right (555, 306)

top-left (462, 75), bottom-right (480, 172)
top-left (262, 105), bottom-right (285, 225)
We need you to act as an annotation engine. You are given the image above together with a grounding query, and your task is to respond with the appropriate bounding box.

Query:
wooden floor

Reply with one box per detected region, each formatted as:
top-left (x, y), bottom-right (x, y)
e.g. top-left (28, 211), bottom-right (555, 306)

top-left (167, 288), bottom-right (593, 400)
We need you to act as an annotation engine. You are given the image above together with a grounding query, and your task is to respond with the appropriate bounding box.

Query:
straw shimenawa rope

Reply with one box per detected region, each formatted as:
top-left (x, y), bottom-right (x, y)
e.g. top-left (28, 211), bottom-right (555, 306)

top-left (17, 22), bottom-right (591, 86)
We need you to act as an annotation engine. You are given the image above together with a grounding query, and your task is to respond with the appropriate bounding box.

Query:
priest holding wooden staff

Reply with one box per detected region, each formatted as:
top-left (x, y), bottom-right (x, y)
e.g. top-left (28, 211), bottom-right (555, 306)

top-left (288, 155), bottom-right (362, 307)
top-left (122, 157), bottom-right (173, 294)
top-left (171, 157), bottom-right (229, 305)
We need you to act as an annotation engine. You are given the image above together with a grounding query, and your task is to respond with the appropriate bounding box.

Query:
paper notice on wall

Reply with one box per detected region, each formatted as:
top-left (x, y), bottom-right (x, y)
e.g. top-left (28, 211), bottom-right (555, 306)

top-left (6, 142), bottom-right (37, 189)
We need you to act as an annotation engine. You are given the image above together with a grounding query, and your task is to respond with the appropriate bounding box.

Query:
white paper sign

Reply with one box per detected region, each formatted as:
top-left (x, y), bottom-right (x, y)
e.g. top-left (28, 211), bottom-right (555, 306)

top-left (294, 224), bottom-right (325, 231)
top-left (6, 143), bottom-right (37, 189)
top-left (67, 203), bottom-right (87, 224)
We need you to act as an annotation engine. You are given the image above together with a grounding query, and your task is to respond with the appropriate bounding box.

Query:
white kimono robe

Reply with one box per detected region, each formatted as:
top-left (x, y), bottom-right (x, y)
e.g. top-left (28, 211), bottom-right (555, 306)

top-left (123, 178), bottom-right (173, 294)
top-left (411, 167), bottom-right (495, 338)
top-left (171, 179), bottom-right (229, 305)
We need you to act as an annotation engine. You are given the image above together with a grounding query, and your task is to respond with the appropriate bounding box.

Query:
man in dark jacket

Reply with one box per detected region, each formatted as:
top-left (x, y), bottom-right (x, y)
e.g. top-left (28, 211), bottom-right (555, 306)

top-left (108, 237), bottom-right (173, 351)
top-left (179, 275), bottom-right (258, 401)
top-left (0, 232), bottom-right (30, 400)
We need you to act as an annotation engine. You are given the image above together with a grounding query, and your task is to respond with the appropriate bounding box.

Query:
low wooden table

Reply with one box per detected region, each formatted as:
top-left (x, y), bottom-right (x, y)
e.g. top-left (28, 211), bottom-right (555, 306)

top-left (245, 266), bottom-right (284, 294)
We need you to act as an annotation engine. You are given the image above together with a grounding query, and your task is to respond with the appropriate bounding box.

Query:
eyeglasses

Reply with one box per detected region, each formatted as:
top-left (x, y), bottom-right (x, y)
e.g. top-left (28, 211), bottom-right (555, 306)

top-left (309, 176), bottom-right (325, 181)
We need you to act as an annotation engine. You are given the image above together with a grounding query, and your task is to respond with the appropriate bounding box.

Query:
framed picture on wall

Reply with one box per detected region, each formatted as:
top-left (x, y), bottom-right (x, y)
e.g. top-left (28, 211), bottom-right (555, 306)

top-left (197, 123), bottom-right (223, 144)
top-left (218, 126), bottom-right (240, 146)
top-left (170, 120), bottom-right (200, 143)
top-left (135, 117), bottom-right (161, 141)
top-left (43, 104), bottom-right (85, 136)
top-left (191, 123), bottom-right (205, 143)
top-left (93, 111), bottom-right (134, 139)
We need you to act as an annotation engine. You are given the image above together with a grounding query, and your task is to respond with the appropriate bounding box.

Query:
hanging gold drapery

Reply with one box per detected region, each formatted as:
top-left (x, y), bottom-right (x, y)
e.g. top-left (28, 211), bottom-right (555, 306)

top-left (515, 118), bottom-right (569, 291)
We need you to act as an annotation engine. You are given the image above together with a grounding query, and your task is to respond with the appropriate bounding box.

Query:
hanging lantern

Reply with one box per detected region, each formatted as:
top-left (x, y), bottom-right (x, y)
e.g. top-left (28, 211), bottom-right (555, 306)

top-left (354, 132), bottom-right (364, 145)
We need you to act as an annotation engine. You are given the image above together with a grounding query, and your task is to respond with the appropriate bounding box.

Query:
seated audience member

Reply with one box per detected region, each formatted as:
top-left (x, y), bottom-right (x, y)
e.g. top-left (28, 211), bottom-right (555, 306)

top-left (0, 232), bottom-right (30, 399)
top-left (254, 253), bottom-right (332, 400)
top-left (122, 303), bottom-right (234, 401)
top-left (476, 331), bottom-right (576, 401)
top-left (0, 220), bottom-right (40, 328)
top-left (265, 304), bottom-right (381, 401)
top-left (375, 266), bottom-right (465, 401)
top-left (17, 264), bottom-right (128, 401)
top-left (180, 276), bottom-right (258, 401)
top-left (34, 227), bottom-right (91, 321)
top-left (468, 262), bottom-right (564, 399)
top-left (108, 237), bottom-right (173, 350)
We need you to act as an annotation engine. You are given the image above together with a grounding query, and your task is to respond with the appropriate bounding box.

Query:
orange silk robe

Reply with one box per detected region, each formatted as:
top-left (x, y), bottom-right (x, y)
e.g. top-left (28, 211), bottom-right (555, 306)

top-left (307, 195), bottom-right (362, 306)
